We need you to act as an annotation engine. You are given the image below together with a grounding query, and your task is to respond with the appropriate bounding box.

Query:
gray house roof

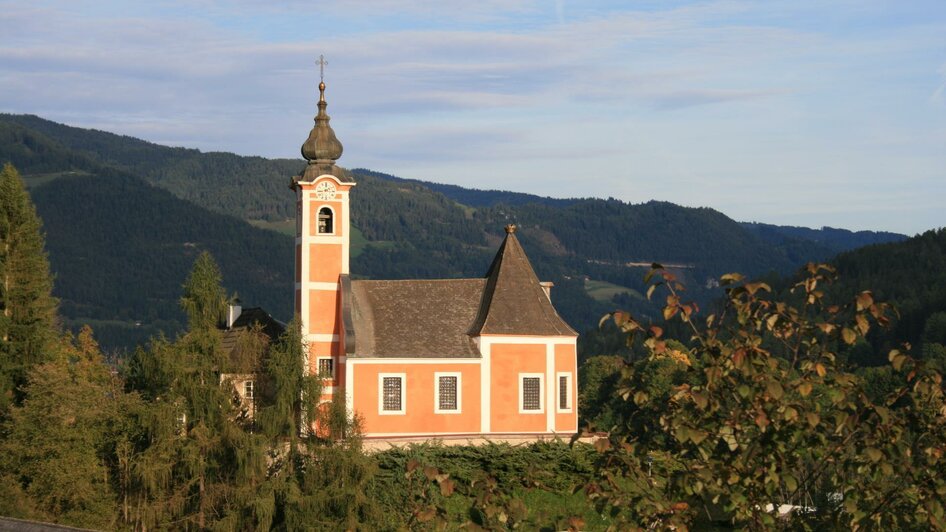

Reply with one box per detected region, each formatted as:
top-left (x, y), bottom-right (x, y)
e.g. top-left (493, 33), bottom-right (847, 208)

top-left (468, 226), bottom-right (577, 337)
top-left (343, 226), bottom-right (576, 358)
top-left (349, 278), bottom-right (485, 358)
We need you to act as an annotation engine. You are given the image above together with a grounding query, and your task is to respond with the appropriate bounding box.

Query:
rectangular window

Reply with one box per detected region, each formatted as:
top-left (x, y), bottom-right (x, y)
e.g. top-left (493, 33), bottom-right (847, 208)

top-left (435, 372), bottom-right (461, 413)
top-left (519, 374), bottom-right (544, 413)
top-left (557, 372), bottom-right (573, 412)
top-left (379, 373), bottom-right (406, 415)
top-left (317, 357), bottom-right (334, 378)
top-left (244, 380), bottom-right (254, 401)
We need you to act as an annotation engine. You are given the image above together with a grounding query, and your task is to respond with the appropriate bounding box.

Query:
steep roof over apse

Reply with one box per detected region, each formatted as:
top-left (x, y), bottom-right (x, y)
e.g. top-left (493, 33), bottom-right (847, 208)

top-left (220, 307), bottom-right (285, 372)
top-left (294, 78), bottom-right (354, 185)
top-left (348, 278), bottom-right (485, 358)
top-left (469, 225), bottom-right (577, 337)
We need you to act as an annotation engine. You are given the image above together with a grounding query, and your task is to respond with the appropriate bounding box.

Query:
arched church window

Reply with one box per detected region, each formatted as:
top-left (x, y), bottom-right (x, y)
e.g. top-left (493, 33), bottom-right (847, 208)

top-left (318, 207), bottom-right (334, 234)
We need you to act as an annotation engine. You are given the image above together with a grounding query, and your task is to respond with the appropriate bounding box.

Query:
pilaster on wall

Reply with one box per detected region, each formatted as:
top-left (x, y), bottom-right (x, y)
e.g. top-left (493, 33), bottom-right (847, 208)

top-left (475, 335), bottom-right (577, 436)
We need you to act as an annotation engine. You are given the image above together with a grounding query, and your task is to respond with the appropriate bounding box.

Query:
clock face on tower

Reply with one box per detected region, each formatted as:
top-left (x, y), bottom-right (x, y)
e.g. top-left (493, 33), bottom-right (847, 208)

top-left (315, 181), bottom-right (337, 200)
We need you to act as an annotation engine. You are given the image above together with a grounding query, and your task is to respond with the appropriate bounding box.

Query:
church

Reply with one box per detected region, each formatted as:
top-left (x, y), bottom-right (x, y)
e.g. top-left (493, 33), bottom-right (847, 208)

top-left (286, 79), bottom-right (578, 443)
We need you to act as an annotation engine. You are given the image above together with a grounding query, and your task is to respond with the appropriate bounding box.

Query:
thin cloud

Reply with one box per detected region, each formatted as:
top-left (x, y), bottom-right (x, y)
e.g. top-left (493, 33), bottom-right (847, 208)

top-left (1, 0), bottom-right (943, 234)
top-left (649, 88), bottom-right (791, 110)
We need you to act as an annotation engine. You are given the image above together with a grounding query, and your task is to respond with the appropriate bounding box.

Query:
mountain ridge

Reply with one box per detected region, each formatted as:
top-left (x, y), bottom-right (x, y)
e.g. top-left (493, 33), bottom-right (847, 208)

top-left (0, 113), bottom-right (910, 351)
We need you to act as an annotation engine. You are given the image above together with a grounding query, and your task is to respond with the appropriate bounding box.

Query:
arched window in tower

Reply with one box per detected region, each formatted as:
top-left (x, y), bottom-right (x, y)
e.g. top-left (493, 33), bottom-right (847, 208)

top-left (317, 207), bottom-right (334, 234)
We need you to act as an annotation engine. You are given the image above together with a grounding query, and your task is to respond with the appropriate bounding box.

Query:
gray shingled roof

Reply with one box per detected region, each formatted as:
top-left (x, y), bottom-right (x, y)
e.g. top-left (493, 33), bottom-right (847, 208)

top-left (344, 230), bottom-right (576, 358)
top-left (469, 230), bottom-right (577, 337)
top-left (220, 307), bottom-right (285, 372)
top-left (349, 279), bottom-right (485, 358)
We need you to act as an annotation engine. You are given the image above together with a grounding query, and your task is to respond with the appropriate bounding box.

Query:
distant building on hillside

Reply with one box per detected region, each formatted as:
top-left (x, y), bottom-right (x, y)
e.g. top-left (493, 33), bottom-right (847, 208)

top-left (234, 78), bottom-right (579, 444)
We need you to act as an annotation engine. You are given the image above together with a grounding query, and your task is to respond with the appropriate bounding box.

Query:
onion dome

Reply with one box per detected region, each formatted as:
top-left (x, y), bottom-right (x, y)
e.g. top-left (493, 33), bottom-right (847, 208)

top-left (299, 81), bottom-right (347, 182)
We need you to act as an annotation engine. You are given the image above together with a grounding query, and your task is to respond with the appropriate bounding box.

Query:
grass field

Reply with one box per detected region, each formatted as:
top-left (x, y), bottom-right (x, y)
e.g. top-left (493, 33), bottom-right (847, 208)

top-left (23, 170), bottom-right (92, 189)
top-left (584, 279), bottom-right (643, 302)
top-left (248, 218), bottom-right (296, 237)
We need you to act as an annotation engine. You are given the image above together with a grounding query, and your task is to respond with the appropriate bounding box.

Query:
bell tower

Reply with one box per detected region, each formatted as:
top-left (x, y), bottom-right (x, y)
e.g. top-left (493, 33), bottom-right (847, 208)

top-left (292, 70), bottom-right (354, 395)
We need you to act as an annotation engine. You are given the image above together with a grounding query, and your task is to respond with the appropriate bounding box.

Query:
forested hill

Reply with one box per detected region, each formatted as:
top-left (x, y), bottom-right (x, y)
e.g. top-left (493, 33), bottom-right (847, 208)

top-left (742, 222), bottom-right (906, 256)
top-left (0, 113), bottom-right (908, 351)
top-left (351, 169), bottom-right (580, 208)
top-left (30, 167), bottom-right (295, 350)
top-left (828, 228), bottom-right (946, 366)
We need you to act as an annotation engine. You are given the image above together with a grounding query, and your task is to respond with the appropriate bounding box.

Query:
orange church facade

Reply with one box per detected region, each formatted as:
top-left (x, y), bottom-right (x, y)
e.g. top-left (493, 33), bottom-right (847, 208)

top-left (292, 81), bottom-right (578, 442)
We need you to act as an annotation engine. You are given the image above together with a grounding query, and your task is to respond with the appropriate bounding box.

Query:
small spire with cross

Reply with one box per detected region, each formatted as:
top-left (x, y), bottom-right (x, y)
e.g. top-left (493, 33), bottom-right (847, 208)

top-left (317, 54), bottom-right (328, 82)
top-left (316, 54), bottom-right (329, 102)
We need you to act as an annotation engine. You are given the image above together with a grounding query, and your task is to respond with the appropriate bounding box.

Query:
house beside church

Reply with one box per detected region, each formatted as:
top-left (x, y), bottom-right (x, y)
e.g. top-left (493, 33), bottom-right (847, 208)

top-left (248, 79), bottom-right (579, 443)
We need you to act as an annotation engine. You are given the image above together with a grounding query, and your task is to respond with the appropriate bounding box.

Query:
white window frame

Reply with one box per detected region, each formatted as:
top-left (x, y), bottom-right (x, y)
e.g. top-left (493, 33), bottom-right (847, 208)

top-left (556, 372), bottom-right (573, 413)
top-left (378, 373), bottom-right (406, 415)
top-left (243, 379), bottom-right (255, 401)
top-left (316, 356), bottom-right (335, 379)
top-left (518, 373), bottom-right (545, 414)
top-left (315, 204), bottom-right (336, 235)
top-left (434, 372), bottom-right (462, 414)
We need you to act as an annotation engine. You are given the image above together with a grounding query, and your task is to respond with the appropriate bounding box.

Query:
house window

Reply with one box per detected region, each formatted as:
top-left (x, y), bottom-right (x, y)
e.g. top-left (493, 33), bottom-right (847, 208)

top-left (244, 380), bottom-right (254, 401)
top-left (317, 207), bottom-right (333, 234)
top-left (379, 373), bottom-right (406, 415)
top-left (557, 372), bottom-right (572, 412)
top-left (519, 374), bottom-right (544, 413)
top-left (435, 372), bottom-right (461, 414)
top-left (317, 357), bottom-right (334, 378)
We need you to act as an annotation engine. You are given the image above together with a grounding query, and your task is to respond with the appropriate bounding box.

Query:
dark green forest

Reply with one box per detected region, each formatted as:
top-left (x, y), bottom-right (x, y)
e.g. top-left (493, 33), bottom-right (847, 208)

top-left (0, 114), bottom-right (907, 353)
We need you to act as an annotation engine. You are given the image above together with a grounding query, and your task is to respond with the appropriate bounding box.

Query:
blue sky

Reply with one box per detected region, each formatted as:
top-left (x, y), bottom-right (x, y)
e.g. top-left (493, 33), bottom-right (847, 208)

top-left (2, 0), bottom-right (944, 234)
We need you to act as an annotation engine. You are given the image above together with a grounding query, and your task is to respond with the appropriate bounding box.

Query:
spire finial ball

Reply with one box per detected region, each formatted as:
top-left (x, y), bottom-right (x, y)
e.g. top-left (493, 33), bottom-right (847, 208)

top-left (504, 224), bottom-right (517, 234)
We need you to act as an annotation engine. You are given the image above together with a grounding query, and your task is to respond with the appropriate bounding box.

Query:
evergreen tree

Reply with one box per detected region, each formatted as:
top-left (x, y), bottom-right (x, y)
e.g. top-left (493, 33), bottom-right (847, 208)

top-left (0, 327), bottom-right (131, 529)
top-left (125, 253), bottom-right (266, 530)
top-left (0, 163), bottom-right (58, 410)
top-left (255, 319), bottom-right (382, 530)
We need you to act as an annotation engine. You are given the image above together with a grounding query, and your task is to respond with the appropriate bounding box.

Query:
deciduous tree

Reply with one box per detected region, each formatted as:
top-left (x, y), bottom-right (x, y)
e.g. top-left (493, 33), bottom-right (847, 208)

top-left (589, 264), bottom-right (946, 530)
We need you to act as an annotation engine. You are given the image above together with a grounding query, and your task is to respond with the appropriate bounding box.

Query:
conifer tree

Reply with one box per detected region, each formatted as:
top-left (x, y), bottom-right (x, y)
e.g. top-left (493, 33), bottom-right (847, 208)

top-left (255, 319), bottom-right (382, 529)
top-left (0, 326), bottom-right (131, 529)
top-left (0, 163), bottom-right (58, 410)
top-left (125, 252), bottom-right (266, 530)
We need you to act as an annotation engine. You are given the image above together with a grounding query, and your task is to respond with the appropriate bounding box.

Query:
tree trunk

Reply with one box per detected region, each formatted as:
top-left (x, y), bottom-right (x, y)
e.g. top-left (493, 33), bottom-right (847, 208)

top-left (198, 469), bottom-right (206, 530)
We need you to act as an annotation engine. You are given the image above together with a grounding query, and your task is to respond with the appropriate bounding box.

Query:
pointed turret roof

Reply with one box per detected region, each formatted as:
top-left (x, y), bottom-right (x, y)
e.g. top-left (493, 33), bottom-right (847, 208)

top-left (469, 225), bottom-right (577, 337)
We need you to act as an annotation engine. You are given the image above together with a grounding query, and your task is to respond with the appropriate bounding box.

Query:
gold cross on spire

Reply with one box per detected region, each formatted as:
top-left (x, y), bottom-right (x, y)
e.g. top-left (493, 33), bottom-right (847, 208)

top-left (317, 54), bottom-right (328, 82)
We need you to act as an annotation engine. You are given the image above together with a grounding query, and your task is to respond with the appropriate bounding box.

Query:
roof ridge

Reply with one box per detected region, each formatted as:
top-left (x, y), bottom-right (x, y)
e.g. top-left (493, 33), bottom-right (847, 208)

top-left (352, 278), bottom-right (485, 283)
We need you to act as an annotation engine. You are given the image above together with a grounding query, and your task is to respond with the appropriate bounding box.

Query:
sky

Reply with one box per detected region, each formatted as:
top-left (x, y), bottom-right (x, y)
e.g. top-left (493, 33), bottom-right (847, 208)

top-left (1, 0), bottom-right (944, 235)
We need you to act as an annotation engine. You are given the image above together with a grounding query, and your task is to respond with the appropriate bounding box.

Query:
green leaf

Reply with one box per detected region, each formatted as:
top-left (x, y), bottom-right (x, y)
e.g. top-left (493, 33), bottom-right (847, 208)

top-left (766, 381), bottom-right (784, 400)
top-left (690, 429), bottom-right (708, 445)
top-left (864, 448), bottom-right (883, 462)
top-left (784, 474), bottom-right (798, 493)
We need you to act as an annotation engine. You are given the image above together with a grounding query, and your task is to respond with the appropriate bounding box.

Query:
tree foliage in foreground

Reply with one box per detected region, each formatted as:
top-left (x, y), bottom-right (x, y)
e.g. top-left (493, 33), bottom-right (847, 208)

top-left (0, 162), bottom-right (58, 411)
top-left (0, 327), bottom-right (131, 529)
top-left (123, 252), bottom-right (268, 530)
top-left (587, 264), bottom-right (946, 530)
